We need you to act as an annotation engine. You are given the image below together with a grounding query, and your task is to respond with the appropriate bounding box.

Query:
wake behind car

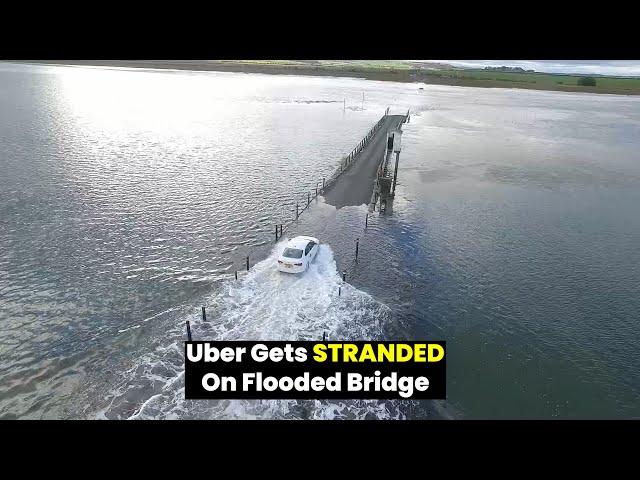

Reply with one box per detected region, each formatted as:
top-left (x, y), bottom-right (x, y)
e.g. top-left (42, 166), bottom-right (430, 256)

top-left (277, 236), bottom-right (320, 273)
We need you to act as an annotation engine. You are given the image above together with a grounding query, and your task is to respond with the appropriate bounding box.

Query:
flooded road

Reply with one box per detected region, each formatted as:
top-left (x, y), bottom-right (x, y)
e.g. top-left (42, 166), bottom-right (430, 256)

top-left (1, 62), bottom-right (640, 418)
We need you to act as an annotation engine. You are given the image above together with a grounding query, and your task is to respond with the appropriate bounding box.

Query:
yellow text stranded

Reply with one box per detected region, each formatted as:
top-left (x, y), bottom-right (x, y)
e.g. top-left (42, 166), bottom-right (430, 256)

top-left (312, 343), bottom-right (444, 363)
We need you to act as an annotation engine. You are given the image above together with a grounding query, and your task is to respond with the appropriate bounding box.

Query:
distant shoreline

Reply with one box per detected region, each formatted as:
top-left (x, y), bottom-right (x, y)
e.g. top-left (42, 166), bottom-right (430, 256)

top-left (23, 60), bottom-right (640, 96)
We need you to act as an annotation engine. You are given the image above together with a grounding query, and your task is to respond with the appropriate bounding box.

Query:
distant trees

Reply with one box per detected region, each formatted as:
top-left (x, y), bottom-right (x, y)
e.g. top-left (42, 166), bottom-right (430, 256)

top-left (578, 76), bottom-right (597, 87)
top-left (484, 66), bottom-right (536, 73)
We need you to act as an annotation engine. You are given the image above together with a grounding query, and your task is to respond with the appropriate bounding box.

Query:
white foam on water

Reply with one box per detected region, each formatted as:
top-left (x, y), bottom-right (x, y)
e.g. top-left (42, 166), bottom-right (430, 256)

top-left (198, 243), bottom-right (392, 342)
top-left (98, 243), bottom-right (412, 419)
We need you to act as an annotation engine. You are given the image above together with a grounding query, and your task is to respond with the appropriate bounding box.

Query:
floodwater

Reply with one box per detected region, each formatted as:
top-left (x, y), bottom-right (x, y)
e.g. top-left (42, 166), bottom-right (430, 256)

top-left (1, 62), bottom-right (639, 419)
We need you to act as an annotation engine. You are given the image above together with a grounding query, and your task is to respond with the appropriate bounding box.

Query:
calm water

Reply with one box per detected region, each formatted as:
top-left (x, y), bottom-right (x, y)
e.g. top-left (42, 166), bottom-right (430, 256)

top-left (1, 63), bottom-right (639, 418)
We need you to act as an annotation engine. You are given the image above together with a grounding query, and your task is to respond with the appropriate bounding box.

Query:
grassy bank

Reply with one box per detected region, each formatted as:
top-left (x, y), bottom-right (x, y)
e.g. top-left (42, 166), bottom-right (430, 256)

top-left (423, 68), bottom-right (640, 95)
top-left (31, 60), bottom-right (640, 96)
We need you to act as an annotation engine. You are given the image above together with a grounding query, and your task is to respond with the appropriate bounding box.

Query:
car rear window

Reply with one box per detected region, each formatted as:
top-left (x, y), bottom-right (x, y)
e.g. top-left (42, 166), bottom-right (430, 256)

top-left (283, 248), bottom-right (303, 259)
top-left (304, 241), bottom-right (316, 255)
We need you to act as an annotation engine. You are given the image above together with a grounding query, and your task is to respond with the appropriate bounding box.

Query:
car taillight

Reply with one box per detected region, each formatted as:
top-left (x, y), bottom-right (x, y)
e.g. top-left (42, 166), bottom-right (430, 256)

top-left (294, 263), bottom-right (302, 266)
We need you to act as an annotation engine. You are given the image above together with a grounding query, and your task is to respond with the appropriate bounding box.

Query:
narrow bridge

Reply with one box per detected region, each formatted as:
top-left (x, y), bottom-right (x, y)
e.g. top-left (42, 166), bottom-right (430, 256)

top-left (323, 112), bottom-right (408, 209)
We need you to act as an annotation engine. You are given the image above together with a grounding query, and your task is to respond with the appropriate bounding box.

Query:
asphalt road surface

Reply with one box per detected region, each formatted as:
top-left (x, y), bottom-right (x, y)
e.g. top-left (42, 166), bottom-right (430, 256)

top-left (323, 115), bottom-right (405, 209)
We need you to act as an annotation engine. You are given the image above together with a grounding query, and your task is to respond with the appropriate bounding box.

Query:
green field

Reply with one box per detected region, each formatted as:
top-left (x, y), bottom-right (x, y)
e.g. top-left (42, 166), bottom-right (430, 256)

top-left (428, 68), bottom-right (640, 93)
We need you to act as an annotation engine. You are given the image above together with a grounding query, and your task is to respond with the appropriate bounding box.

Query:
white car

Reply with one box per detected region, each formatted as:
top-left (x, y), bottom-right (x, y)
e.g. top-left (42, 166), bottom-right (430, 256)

top-left (277, 236), bottom-right (320, 273)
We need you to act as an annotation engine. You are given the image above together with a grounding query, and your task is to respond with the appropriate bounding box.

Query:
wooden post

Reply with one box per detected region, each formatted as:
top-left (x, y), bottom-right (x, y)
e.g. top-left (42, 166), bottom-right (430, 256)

top-left (365, 213), bottom-right (368, 228)
top-left (202, 306), bottom-right (207, 322)
top-left (355, 238), bottom-right (359, 262)
top-left (296, 203), bottom-right (299, 219)
top-left (342, 271), bottom-right (346, 282)
top-left (308, 192), bottom-right (310, 206)
top-left (323, 178), bottom-right (325, 189)
top-left (235, 270), bottom-right (238, 280)
top-left (186, 320), bottom-right (192, 341)
top-left (275, 224), bottom-right (278, 241)
top-left (246, 256), bottom-right (249, 271)
top-left (392, 151), bottom-right (400, 195)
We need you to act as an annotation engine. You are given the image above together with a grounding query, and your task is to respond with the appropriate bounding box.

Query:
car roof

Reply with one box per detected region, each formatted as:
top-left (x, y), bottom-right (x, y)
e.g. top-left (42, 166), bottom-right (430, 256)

top-left (285, 236), bottom-right (319, 249)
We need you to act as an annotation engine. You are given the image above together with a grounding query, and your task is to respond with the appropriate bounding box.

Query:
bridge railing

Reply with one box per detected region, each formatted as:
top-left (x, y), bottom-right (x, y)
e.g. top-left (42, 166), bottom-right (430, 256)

top-left (320, 112), bottom-right (387, 194)
top-left (259, 110), bottom-right (389, 245)
top-left (269, 109), bottom-right (407, 238)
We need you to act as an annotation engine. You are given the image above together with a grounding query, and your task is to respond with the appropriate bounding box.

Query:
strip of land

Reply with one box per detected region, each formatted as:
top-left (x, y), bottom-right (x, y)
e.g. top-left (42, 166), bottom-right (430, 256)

top-left (26, 60), bottom-right (640, 96)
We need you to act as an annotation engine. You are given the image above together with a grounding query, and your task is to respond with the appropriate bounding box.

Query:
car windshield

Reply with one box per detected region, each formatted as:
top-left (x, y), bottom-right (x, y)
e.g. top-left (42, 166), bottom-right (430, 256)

top-left (282, 248), bottom-right (303, 259)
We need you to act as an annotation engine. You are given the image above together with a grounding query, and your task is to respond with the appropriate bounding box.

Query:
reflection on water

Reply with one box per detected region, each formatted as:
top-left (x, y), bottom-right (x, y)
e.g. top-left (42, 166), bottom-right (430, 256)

top-left (1, 62), bottom-right (640, 418)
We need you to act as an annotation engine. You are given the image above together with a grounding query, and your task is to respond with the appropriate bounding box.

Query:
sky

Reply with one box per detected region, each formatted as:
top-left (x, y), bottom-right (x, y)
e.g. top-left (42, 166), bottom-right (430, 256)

top-left (419, 60), bottom-right (640, 77)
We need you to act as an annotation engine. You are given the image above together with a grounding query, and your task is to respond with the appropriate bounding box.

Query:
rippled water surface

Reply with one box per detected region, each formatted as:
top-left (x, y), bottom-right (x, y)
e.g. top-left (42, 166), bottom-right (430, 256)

top-left (1, 63), bottom-right (639, 418)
